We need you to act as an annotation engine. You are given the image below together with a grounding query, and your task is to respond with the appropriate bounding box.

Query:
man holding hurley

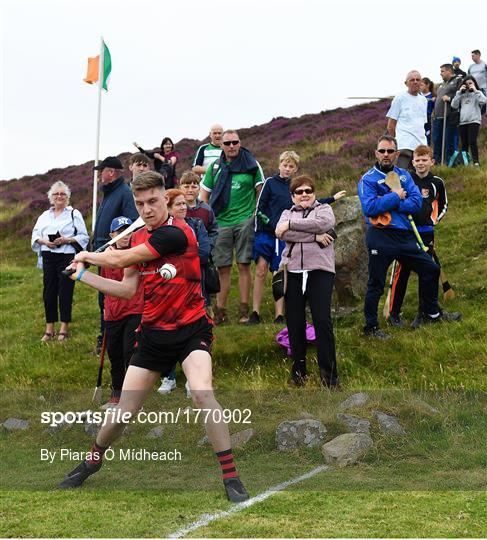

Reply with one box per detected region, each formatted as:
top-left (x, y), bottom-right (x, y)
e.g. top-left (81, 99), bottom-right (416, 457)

top-left (58, 171), bottom-right (249, 503)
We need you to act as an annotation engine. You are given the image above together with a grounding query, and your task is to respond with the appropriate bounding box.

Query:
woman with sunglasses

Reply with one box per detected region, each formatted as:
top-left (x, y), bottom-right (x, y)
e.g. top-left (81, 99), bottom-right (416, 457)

top-left (31, 181), bottom-right (89, 342)
top-left (275, 175), bottom-right (339, 388)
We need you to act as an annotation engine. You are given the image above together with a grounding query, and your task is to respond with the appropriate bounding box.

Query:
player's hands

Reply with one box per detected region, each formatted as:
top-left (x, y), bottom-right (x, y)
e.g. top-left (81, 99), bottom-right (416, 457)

top-left (65, 261), bottom-right (85, 281)
top-left (40, 238), bottom-right (57, 249)
top-left (153, 152), bottom-right (165, 161)
top-left (73, 251), bottom-right (89, 263)
top-left (333, 190), bottom-right (347, 201)
top-left (442, 95), bottom-right (451, 102)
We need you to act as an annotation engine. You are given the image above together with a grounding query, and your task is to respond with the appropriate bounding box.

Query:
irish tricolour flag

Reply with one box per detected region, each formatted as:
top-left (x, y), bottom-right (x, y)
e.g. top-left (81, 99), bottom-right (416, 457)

top-left (84, 41), bottom-right (112, 90)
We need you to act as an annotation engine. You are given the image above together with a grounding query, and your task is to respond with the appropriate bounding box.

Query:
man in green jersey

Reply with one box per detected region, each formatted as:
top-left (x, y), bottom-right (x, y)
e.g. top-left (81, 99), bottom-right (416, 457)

top-left (200, 130), bottom-right (264, 324)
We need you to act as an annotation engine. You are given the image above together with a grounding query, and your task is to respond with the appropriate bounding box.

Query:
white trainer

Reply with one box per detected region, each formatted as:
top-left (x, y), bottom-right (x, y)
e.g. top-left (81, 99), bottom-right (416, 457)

top-left (157, 377), bottom-right (176, 395)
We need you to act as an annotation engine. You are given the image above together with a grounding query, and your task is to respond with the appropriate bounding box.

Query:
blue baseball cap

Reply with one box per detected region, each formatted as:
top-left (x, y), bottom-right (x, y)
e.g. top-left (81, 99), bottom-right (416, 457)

top-left (452, 56), bottom-right (461, 63)
top-left (110, 216), bottom-right (133, 233)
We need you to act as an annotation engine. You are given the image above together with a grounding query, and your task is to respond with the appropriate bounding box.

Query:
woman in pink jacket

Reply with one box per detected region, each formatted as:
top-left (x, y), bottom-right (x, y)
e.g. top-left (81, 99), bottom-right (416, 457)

top-left (276, 175), bottom-right (339, 388)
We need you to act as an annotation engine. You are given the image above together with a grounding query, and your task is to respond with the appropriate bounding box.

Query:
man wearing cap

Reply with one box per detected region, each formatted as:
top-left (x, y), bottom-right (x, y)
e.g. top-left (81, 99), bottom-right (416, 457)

top-left (452, 57), bottom-right (466, 78)
top-left (386, 70), bottom-right (428, 171)
top-left (93, 157), bottom-right (138, 352)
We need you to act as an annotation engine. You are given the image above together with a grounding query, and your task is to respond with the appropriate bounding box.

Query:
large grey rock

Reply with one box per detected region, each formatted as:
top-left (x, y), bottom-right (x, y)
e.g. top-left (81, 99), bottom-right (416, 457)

top-left (276, 420), bottom-right (327, 451)
top-left (373, 410), bottom-right (406, 436)
top-left (146, 426), bottom-right (165, 439)
top-left (337, 413), bottom-right (371, 434)
top-left (3, 418), bottom-right (29, 431)
top-left (339, 392), bottom-right (370, 410)
top-left (44, 420), bottom-right (72, 435)
top-left (333, 196), bottom-right (368, 304)
top-left (321, 432), bottom-right (373, 467)
top-left (198, 428), bottom-right (255, 448)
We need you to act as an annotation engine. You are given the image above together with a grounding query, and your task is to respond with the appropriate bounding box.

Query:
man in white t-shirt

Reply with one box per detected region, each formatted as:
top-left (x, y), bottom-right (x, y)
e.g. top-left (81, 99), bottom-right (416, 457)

top-left (386, 70), bottom-right (427, 170)
top-left (468, 49), bottom-right (487, 96)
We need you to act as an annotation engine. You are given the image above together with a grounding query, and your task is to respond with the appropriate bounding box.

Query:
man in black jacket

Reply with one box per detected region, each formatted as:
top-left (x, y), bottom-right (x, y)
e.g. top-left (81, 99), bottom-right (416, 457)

top-left (93, 156), bottom-right (138, 351)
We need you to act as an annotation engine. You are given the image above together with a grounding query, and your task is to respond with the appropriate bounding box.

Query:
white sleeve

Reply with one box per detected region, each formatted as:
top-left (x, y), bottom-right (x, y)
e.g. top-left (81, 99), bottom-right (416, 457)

top-left (386, 95), bottom-right (401, 120)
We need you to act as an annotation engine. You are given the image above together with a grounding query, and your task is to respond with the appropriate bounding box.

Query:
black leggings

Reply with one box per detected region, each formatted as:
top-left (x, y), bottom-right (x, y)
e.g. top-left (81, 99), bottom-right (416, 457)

top-left (285, 270), bottom-right (337, 384)
top-left (458, 123), bottom-right (480, 163)
top-left (41, 252), bottom-right (76, 323)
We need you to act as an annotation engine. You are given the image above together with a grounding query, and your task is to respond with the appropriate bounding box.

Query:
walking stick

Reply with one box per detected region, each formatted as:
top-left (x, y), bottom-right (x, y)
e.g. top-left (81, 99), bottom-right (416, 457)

top-left (441, 101), bottom-right (447, 165)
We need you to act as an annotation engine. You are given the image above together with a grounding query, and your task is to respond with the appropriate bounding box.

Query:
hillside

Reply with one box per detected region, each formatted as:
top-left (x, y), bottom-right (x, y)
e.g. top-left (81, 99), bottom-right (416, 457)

top-left (0, 99), bottom-right (392, 248)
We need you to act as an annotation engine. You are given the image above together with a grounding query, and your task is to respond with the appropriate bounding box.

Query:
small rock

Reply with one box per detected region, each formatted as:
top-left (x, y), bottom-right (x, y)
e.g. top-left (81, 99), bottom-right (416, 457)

top-left (230, 428), bottom-right (254, 448)
top-left (338, 393), bottom-right (369, 410)
top-left (44, 420), bottom-right (70, 435)
top-left (321, 432), bottom-right (373, 467)
top-left (198, 434), bottom-right (209, 446)
top-left (38, 395), bottom-right (46, 402)
top-left (373, 410), bottom-right (406, 436)
top-left (3, 418), bottom-right (29, 431)
top-left (146, 426), bottom-right (164, 439)
top-left (198, 428), bottom-right (255, 448)
top-left (276, 419), bottom-right (327, 451)
top-left (181, 406), bottom-right (193, 414)
top-left (337, 413), bottom-right (371, 434)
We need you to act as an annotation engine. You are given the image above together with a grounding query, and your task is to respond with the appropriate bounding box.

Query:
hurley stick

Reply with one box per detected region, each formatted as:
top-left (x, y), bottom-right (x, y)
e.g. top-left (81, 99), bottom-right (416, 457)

top-left (383, 259), bottom-right (397, 319)
top-left (62, 216), bottom-right (145, 275)
top-left (431, 248), bottom-right (455, 300)
top-left (92, 330), bottom-right (107, 404)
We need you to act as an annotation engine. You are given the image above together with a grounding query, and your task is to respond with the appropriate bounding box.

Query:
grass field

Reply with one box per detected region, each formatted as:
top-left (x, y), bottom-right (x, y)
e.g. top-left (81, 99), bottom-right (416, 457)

top-left (1, 164), bottom-right (486, 537)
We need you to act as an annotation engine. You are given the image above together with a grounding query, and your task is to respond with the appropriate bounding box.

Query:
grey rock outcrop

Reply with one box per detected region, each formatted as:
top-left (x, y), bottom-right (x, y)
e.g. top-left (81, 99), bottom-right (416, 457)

top-left (276, 419), bottom-right (327, 451)
top-left (337, 413), bottom-right (371, 435)
top-left (333, 196), bottom-right (367, 304)
top-left (373, 410), bottom-right (406, 436)
top-left (199, 428), bottom-right (255, 448)
top-left (321, 432), bottom-right (373, 467)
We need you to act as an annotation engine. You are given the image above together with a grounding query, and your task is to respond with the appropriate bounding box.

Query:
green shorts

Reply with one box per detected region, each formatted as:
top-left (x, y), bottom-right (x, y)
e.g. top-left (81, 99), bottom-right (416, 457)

top-left (213, 217), bottom-right (255, 267)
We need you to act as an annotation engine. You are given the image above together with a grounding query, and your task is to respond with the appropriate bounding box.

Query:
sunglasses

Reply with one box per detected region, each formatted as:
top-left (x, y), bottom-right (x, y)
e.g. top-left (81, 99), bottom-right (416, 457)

top-left (222, 140), bottom-right (240, 147)
top-left (377, 148), bottom-right (397, 154)
top-left (52, 192), bottom-right (67, 196)
top-left (293, 188), bottom-right (314, 195)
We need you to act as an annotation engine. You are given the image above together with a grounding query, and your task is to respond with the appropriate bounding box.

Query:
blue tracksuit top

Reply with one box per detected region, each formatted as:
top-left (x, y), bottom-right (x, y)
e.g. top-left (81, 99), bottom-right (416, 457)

top-left (255, 174), bottom-right (293, 234)
top-left (358, 165), bottom-right (422, 230)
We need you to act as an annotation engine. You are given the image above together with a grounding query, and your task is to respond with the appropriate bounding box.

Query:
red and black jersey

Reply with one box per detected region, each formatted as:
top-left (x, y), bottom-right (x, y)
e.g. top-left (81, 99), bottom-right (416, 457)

top-left (101, 264), bottom-right (144, 321)
top-left (411, 172), bottom-right (448, 232)
top-left (131, 216), bottom-right (206, 330)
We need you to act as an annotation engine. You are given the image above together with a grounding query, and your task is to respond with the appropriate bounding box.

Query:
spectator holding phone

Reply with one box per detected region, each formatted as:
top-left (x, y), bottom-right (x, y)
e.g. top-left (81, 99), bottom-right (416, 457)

top-left (31, 181), bottom-right (89, 342)
top-left (451, 75), bottom-right (487, 166)
top-left (275, 175), bottom-right (339, 389)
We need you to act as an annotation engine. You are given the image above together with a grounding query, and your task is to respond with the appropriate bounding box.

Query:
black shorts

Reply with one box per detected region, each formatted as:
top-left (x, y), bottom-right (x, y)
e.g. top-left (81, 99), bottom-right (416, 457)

top-left (130, 316), bottom-right (213, 376)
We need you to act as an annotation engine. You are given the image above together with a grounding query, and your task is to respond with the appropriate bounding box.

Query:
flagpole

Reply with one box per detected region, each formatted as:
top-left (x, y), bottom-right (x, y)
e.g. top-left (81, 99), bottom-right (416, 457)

top-left (91, 36), bottom-right (104, 233)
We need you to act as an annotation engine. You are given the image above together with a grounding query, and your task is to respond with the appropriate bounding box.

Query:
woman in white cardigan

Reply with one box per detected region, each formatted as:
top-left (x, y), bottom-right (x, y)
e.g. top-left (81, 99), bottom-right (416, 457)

top-left (31, 181), bottom-right (89, 342)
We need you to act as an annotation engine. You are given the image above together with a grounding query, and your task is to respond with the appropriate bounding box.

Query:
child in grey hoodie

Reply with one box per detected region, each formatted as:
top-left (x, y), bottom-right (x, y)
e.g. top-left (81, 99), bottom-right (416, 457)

top-left (451, 75), bottom-right (487, 165)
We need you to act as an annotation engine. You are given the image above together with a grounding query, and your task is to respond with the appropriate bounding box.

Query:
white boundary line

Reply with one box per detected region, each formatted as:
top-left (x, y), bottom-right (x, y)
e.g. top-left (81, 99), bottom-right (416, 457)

top-left (168, 465), bottom-right (328, 538)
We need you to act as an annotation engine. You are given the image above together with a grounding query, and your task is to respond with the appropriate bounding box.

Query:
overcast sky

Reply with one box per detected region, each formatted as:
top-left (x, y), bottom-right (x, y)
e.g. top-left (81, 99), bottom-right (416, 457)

top-left (1, 0), bottom-right (486, 180)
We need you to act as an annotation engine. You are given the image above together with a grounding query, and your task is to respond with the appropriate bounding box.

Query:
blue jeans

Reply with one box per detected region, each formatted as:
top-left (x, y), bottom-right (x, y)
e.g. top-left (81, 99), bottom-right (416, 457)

top-left (432, 118), bottom-right (455, 165)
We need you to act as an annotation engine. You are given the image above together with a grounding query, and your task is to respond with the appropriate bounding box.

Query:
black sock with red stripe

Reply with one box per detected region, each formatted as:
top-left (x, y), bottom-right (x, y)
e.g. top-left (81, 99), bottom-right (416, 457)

top-left (86, 442), bottom-right (108, 465)
top-left (216, 449), bottom-right (239, 480)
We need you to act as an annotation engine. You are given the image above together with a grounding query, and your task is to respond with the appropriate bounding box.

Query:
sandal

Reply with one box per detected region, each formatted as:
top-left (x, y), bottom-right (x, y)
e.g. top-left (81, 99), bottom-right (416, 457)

top-left (41, 332), bottom-right (55, 343)
top-left (58, 332), bottom-right (69, 342)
